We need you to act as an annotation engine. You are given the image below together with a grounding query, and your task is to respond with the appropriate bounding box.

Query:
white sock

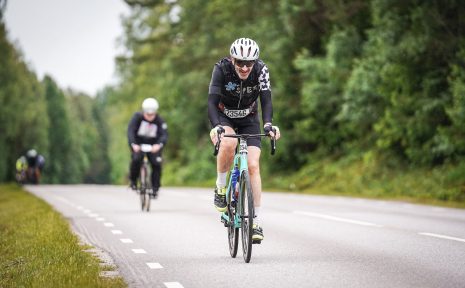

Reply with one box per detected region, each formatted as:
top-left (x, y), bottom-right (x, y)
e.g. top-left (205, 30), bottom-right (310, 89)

top-left (216, 172), bottom-right (227, 188)
top-left (254, 206), bottom-right (261, 224)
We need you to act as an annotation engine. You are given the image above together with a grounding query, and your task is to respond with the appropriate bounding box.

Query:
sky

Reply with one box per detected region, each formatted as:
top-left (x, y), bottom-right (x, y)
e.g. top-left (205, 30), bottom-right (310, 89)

top-left (4, 0), bottom-right (130, 96)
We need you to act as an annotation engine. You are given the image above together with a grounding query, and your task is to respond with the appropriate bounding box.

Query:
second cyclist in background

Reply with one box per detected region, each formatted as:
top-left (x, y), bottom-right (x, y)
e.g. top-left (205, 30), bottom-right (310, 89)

top-left (127, 98), bottom-right (168, 198)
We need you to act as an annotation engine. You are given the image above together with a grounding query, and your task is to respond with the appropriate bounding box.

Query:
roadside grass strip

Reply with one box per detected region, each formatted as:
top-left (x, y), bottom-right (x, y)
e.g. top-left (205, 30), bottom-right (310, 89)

top-left (0, 184), bottom-right (127, 287)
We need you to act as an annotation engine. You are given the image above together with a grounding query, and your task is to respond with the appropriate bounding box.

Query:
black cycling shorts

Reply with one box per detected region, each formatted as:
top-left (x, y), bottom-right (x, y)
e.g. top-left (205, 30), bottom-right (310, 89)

top-left (218, 112), bottom-right (262, 148)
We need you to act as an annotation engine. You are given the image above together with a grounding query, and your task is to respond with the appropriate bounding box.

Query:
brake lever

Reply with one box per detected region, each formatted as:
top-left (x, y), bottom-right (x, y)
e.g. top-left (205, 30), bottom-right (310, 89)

top-left (213, 133), bottom-right (221, 156)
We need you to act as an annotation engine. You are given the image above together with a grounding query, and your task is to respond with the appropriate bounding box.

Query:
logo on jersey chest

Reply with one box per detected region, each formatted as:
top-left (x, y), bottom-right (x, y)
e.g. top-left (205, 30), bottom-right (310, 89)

top-left (225, 82), bottom-right (258, 94)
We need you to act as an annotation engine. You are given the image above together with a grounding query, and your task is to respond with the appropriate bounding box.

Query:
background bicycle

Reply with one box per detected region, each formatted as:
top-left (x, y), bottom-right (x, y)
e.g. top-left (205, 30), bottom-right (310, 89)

top-left (137, 144), bottom-right (156, 212)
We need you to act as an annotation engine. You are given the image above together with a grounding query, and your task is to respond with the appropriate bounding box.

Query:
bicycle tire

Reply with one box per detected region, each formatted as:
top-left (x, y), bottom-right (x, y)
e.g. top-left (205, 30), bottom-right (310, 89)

top-left (240, 171), bottom-right (254, 263)
top-left (145, 162), bottom-right (151, 212)
top-left (144, 192), bottom-right (151, 211)
top-left (227, 184), bottom-right (239, 258)
top-left (140, 165), bottom-right (147, 211)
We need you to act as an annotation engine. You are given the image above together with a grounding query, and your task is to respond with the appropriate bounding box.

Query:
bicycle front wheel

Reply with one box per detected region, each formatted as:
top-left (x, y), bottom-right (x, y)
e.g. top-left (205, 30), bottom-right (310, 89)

top-left (140, 165), bottom-right (147, 211)
top-left (227, 185), bottom-right (239, 258)
top-left (240, 171), bottom-right (254, 263)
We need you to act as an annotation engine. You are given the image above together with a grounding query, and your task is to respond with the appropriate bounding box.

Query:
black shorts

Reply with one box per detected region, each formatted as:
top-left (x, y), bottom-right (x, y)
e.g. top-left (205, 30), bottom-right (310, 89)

top-left (218, 112), bottom-right (262, 148)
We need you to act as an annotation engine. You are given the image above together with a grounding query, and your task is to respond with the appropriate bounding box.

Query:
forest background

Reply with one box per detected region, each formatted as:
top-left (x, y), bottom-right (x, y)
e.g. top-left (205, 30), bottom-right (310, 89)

top-left (1, 0), bottom-right (464, 205)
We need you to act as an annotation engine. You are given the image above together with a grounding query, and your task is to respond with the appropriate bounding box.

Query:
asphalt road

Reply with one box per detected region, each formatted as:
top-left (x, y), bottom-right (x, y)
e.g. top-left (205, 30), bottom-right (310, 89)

top-left (25, 185), bottom-right (465, 288)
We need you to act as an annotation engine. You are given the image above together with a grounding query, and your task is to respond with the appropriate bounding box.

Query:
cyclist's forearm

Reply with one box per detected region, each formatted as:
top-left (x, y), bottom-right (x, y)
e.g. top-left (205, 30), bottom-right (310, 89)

top-left (208, 93), bottom-right (222, 127)
top-left (260, 90), bottom-right (273, 124)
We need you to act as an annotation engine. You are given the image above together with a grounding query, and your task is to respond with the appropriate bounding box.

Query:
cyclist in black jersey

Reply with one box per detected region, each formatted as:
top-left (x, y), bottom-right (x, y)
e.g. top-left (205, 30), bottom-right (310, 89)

top-left (128, 98), bottom-right (168, 197)
top-left (208, 38), bottom-right (281, 242)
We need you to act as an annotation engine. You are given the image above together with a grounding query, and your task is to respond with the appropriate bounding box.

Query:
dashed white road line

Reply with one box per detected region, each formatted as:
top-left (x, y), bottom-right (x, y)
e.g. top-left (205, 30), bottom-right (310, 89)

top-left (96, 217), bottom-right (105, 221)
top-left (83, 209), bottom-right (91, 213)
top-left (294, 211), bottom-right (383, 227)
top-left (111, 230), bottom-right (123, 235)
top-left (132, 249), bottom-right (147, 254)
top-left (77, 206), bottom-right (84, 210)
top-left (164, 282), bottom-right (184, 288)
top-left (120, 238), bottom-right (133, 244)
top-left (88, 213), bottom-right (99, 218)
top-left (419, 232), bottom-right (465, 243)
top-left (104, 222), bottom-right (115, 227)
top-left (146, 262), bottom-right (163, 269)
top-left (432, 207), bottom-right (445, 212)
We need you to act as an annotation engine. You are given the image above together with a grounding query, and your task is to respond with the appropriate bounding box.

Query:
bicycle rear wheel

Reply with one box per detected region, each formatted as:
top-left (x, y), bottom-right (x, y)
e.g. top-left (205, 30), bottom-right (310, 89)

top-left (227, 185), bottom-right (239, 258)
top-left (240, 171), bottom-right (254, 263)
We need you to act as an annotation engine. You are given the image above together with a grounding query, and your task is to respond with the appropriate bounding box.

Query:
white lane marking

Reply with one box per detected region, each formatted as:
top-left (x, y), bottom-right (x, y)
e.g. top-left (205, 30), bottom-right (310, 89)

top-left (96, 217), bottom-right (105, 221)
top-left (88, 213), bottom-right (99, 218)
top-left (77, 206), bottom-right (84, 210)
top-left (419, 232), bottom-right (465, 243)
top-left (111, 230), bottom-right (122, 235)
top-left (147, 262), bottom-right (163, 269)
top-left (55, 196), bottom-right (72, 205)
top-left (104, 222), bottom-right (115, 227)
top-left (83, 209), bottom-right (91, 213)
top-left (164, 282), bottom-right (184, 288)
top-left (294, 211), bottom-right (383, 227)
top-left (132, 249), bottom-right (146, 254)
top-left (432, 207), bottom-right (445, 212)
top-left (120, 238), bottom-right (133, 243)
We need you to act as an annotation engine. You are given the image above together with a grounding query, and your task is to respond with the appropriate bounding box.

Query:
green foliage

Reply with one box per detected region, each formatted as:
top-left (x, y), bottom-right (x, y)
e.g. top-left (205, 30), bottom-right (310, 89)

top-left (99, 0), bottom-right (465, 203)
top-left (0, 22), bottom-right (110, 184)
top-left (2, 1), bottom-right (465, 203)
top-left (0, 23), bottom-right (49, 182)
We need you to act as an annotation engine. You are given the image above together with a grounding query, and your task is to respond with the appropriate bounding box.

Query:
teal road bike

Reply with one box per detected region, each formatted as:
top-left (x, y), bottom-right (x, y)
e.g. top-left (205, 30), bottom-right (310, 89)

top-left (214, 132), bottom-right (276, 263)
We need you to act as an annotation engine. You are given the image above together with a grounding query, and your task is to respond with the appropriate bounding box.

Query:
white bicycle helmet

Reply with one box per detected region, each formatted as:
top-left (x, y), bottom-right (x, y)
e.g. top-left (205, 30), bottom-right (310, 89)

top-left (142, 98), bottom-right (159, 113)
top-left (27, 149), bottom-right (37, 157)
top-left (230, 38), bottom-right (259, 61)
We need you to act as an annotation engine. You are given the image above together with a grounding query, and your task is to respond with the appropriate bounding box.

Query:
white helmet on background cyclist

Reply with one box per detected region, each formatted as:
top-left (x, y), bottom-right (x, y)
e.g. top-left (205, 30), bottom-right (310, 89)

top-left (230, 38), bottom-right (259, 61)
top-left (142, 98), bottom-right (159, 114)
top-left (27, 149), bottom-right (37, 157)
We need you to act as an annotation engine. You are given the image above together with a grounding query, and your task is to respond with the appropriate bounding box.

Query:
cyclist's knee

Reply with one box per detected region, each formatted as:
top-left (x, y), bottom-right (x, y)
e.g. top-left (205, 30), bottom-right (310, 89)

top-left (220, 138), bottom-right (236, 152)
top-left (149, 155), bottom-right (163, 167)
top-left (248, 159), bottom-right (260, 175)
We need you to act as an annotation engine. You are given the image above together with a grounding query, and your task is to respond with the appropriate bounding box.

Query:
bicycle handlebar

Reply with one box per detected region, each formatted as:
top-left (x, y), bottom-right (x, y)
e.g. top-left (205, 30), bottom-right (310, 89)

top-left (213, 133), bottom-right (277, 156)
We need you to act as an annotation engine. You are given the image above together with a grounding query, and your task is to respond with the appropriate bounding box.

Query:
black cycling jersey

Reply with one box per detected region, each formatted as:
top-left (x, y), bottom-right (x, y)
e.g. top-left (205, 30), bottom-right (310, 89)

top-left (208, 57), bottom-right (273, 127)
top-left (127, 112), bottom-right (168, 147)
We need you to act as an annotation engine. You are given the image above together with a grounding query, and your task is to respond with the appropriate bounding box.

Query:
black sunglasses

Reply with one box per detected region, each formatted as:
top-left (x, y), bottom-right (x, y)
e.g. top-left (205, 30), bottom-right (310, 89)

top-left (234, 59), bottom-right (255, 68)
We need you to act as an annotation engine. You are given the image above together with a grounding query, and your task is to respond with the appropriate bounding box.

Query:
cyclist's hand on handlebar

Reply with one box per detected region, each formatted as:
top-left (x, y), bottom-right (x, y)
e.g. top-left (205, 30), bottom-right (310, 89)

top-left (131, 144), bottom-right (141, 153)
top-left (152, 144), bottom-right (162, 153)
top-left (264, 124), bottom-right (281, 140)
top-left (210, 125), bottom-right (225, 145)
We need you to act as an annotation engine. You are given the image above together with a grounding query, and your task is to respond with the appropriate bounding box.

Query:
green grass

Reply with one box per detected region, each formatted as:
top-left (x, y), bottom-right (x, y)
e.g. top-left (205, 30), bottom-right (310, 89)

top-left (0, 184), bottom-right (127, 288)
top-left (268, 153), bottom-right (465, 209)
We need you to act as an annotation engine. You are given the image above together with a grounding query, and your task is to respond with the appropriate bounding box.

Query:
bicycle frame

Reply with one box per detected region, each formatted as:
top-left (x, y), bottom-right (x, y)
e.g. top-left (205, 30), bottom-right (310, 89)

top-left (222, 137), bottom-right (249, 229)
top-left (215, 132), bottom-right (276, 262)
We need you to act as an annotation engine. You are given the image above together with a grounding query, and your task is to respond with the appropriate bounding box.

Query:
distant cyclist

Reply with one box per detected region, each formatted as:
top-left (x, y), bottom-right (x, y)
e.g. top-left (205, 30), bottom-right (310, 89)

top-left (25, 149), bottom-right (45, 184)
top-left (15, 155), bottom-right (28, 184)
top-left (127, 98), bottom-right (168, 197)
top-left (208, 38), bottom-right (281, 242)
